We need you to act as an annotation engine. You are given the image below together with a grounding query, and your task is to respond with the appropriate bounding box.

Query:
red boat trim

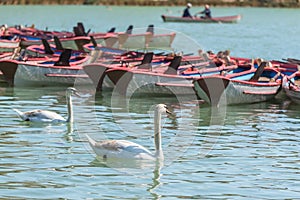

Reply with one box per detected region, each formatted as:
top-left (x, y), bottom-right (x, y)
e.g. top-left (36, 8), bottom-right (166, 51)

top-left (155, 82), bottom-right (194, 88)
top-left (243, 90), bottom-right (278, 95)
top-left (44, 73), bottom-right (88, 78)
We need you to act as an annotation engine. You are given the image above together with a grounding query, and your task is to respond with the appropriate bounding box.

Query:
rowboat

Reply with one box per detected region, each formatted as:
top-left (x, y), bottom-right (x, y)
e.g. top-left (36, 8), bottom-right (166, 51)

top-left (193, 61), bottom-right (288, 106)
top-left (83, 52), bottom-right (244, 96)
top-left (114, 25), bottom-right (176, 51)
top-left (161, 14), bottom-right (241, 23)
top-left (0, 49), bottom-right (92, 87)
top-left (84, 55), bottom-right (195, 96)
top-left (3, 23), bottom-right (118, 50)
top-left (282, 71), bottom-right (300, 104)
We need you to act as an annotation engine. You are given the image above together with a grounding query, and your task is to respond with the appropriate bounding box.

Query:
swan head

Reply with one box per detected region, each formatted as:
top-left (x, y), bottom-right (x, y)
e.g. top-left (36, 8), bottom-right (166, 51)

top-left (155, 104), bottom-right (171, 115)
top-left (66, 87), bottom-right (80, 97)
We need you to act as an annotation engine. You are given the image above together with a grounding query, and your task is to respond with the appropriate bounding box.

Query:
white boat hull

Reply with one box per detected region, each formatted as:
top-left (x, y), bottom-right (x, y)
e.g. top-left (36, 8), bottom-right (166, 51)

top-left (107, 69), bottom-right (195, 97)
top-left (0, 40), bottom-right (20, 52)
top-left (282, 75), bottom-right (300, 104)
top-left (14, 63), bottom-right (90, 86)
top-left (194, 76), bottom-right (281, 106)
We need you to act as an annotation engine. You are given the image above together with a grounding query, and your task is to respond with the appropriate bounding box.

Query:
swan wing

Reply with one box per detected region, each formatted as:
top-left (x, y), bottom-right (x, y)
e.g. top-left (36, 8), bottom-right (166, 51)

top-left (99, 140), bottom-right (154, 160)
top-left (14, 109), bottom-right (65, 122)
top-left (118, 140), bottom-right (153, 154)
top-left (86, 135), bottom-right (154, 159)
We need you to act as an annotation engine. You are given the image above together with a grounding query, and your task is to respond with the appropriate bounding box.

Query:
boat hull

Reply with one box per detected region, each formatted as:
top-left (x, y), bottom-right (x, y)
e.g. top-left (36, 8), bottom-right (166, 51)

top-left (83, 64), bottom-right (114, 90)
top-left (14, 64), bottom-right (89, 87)
top-left (193, 76), bottom-right (281, 106)
top-left (106, 69), bottom-right (195, 96)
top-left (284, 88), bottom-right (300, 104)
top-left (0, 40), bottom-right (20, 52)
top-left (282, 72), bottom-right (300, 104)
top-left (0, 58), bottom-right (91, 87)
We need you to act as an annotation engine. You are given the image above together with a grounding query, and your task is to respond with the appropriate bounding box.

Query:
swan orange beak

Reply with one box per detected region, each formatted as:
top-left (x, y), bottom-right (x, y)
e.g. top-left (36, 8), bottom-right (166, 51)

top-left (74, 91), bottom-right (81, 97)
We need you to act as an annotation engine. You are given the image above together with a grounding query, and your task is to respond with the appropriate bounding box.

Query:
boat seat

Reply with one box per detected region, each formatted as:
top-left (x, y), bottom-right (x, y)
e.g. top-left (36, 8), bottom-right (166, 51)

top-left (90, 36), bottom-right (99, 49)
top-left (146, 24), bottom-right (154, 34)
top-left (42, 39), bottom-right (54, 54)
top-left (258, 77), bottom-right (271, 82)
top-left (126, 25), bottom-right (133, 34)
top-left (107, 27), bottom-right (116, 33)
top-left (164, 56), bottom-right (182, 75)
top-left (54, 49), bottom-right (72, 66)
top-left (136, 52), bottom-right (154, 70)
top-left (54, 36), bottom-right (64, 51)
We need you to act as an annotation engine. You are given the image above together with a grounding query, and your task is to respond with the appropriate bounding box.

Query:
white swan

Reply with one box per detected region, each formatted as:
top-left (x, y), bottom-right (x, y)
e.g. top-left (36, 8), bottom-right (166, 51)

top-left (13, 87), bottom-right (79, 123)
top-left (86, 104), bottom-right (171, 160)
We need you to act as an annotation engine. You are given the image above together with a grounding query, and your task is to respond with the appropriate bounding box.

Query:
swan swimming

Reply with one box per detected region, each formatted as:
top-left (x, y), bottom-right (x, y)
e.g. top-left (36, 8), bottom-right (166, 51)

top-left (13, 87), bottom-right (79, 123)
top-left (86, 104), bottom-right (171, 160)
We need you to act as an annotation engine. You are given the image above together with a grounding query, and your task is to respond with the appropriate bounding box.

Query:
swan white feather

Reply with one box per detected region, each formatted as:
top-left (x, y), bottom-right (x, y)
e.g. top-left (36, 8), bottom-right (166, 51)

top-left (13, 87), bottom-right (79, 123)
top-left (86, 104), bottom-right (170, 160)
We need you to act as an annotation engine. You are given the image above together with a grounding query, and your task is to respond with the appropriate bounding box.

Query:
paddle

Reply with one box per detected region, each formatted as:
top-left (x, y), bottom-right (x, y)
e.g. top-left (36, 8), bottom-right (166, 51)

top-left (283, 58), bottom-right (300, 65)
top-left (90, 36), bottom-right (98, 48)
top-left (280, 72), bottom-right (297, 87)
top-left (193, 14), bottom-right (220, 23)
top-left (249, 61), bottom-right (267, 81)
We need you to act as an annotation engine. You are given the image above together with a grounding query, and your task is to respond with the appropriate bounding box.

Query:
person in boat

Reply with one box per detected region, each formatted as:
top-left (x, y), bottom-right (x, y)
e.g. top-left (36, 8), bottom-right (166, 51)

top-left (182, 3), bottom-right (193, 18)
top-left (195, 4), bottom-right (212, 19)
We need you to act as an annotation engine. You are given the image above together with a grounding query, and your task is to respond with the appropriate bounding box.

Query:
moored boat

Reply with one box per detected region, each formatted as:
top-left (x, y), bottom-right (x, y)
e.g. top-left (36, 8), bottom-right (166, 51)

top-left (282, 71), bottom-right (300, 104)
top-left (0, 49), bottom-right (92, 87)
top-left (193, 61), bottom-right (288, 106)
top-left (83, 53), bottom-right (243, 96)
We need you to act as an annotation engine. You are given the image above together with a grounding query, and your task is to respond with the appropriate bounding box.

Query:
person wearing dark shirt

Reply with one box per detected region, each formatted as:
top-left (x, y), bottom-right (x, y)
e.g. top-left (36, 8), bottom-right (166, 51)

top-left (195, 4), bottom-right (212, 18)
top-left (182, 3), bottom-right (192, 18)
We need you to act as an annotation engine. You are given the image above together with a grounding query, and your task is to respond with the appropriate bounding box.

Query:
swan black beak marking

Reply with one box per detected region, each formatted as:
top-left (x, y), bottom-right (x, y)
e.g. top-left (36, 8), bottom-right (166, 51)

top-left (166, 108), bottom-right (172, 115)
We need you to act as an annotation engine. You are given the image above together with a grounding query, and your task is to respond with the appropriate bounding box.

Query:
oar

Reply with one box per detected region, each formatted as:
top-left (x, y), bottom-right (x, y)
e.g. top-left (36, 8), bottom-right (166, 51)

top-left (281, 72), bottom-right (297, 86)
top-left (283, 58), bottom-right (300, 65)
top-left (193, 14), bottom-right (220, 23)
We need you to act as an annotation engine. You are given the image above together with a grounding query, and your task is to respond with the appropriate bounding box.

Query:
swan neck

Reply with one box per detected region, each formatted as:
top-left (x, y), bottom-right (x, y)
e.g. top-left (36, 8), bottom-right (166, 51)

top-left (66, 94), bottom-right (73, 123)
top-left (154, 110), bottom-right (162, 155)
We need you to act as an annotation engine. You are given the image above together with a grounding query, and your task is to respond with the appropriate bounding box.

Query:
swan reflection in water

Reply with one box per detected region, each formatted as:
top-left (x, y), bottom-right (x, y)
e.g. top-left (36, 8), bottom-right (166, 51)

top-left (90, 157), bottom-right (163, 198)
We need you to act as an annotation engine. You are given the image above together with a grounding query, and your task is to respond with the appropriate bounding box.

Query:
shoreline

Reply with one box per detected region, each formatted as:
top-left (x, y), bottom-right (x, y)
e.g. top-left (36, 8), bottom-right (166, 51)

top-left (0, 0), bottom-right (299, 8)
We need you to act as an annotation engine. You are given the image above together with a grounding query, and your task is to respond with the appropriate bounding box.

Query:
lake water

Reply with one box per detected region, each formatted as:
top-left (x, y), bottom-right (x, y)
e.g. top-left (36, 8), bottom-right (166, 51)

top-left (0, 5), bottom-right (300, 199)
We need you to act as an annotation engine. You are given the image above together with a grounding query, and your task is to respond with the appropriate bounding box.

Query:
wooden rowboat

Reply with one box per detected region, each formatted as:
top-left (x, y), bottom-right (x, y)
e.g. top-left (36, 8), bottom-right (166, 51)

top-left (161, 14), bottom-right (241, 23)
top-left (0, 49), bottom-right (91, 87)
top-left (282, 71), bottom-right (300, 104)
top-left (83, 52), bottom-right (247, 97)
top-left (193, 62), bottom-right (287, 106)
